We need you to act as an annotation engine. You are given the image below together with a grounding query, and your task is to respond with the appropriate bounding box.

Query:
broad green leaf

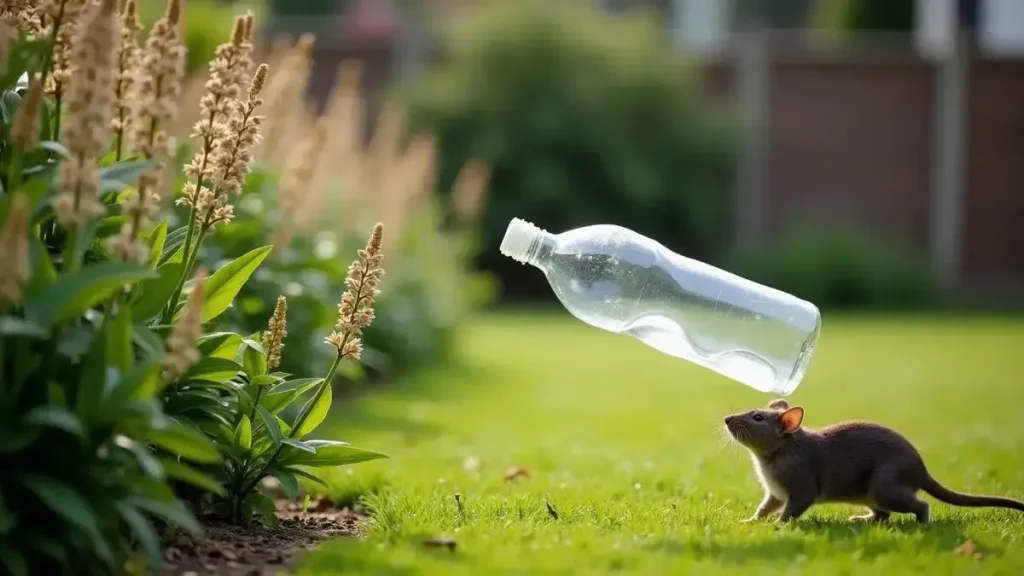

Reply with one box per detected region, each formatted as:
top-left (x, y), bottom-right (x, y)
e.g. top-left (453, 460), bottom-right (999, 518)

top-left (37, 141), bottom-right (71, 160)
top-left (158, 225), bottom-right (188, 267)
top-left (106, 307), bottom-right (133, 375)
top-left (197, 332), bottom-right (243, 357)
top-left (24, 237), bottom-right (57, 299)
top-left (241, 340), bottom-right (266, 378)
top-left (196, 246), bottom-right (273, 323)
top-left (296, 384), bottom-right (332, 438)
top-left (130, 263), bottom-right (183, 321)
top-left (256, 406), bottom-right (282, 447)
top-left (75, 329), bottom-right (108, 424)
top-left (147, 421), bottom-right (221, 464)
top-left (250, 374), bottom-right (280, 387)
top-left (268, 469), bottom-right (299, 500)
top-left (301, 439), bottom-right (350, 449)
top-left (159, 458), bottom-right (225, 496)
top-left (278, 466), bottom-right (329, 488)
top-left (0, 39), bottom-right (50, 91)
top-left (116, 503), bottom-right (162, 572)
top-left (234, 415), bottom-right (252, 451)
top-left (25, 262), bottom-right (155, 328)
top-left (180, 357), bottom-right (243, 384)
top-left (147, 220), bottom-right (169, 268)
top-left (99, 160), bottom-right (156, 193)
top-left (120, 437), bottom-right (164, 480)
top-left (262, 378), bottom-right (322, 414)
top-left (132, 326), bottom-right (164, 361)
top-left (245, 493), bottom-right (278, 527)
top-left (281, 444), bottom-right (388, 468)
top-left (126, 496), bottom-right (201, 536)
top-left (23, 406), bottom-right (83, 437)
top-left (18, 474), bottom-right (101, 536)
top-left (280, 438), bottom-right (316, 454)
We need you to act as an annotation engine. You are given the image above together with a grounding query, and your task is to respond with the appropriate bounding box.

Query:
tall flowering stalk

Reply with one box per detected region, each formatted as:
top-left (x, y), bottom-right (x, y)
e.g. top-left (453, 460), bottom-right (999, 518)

top-left (261, 296), bottom-right (287, 371)
top-left (1, 0), bottom-right (41, 36)
top-left (324, 222), bottom-right (384, 371)
top-left (42, 0), bottom-right (87, 137)
top-left (451, 160), bottom-right (491, 225)
top-left (257, 34), bottom-right (314, 169)
top-left (51, 0), bottom-right (119, 270)
top-left (9, 73), bottom-right (43, 191)
top-left (111, 0), bottom-right (141, 161)
top-left (270, 118), bottom-right (328, 251)
top-left (160, 63), bottom-right (269, 325)
top-left (175, 15), bottom-right (253, 279)
top-left (107, 0), bottom-right (185, 263)
top-left (240, 223), bottom-right (385, 499)
top-left (0, 193), bottom-right (31, 308)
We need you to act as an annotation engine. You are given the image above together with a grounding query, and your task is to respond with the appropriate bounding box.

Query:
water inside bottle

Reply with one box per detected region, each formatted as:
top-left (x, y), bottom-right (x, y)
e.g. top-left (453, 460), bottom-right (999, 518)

top-left (542, 250), bottom-right (819, 395)
top-left (620, 313), bottom-right (785, 393)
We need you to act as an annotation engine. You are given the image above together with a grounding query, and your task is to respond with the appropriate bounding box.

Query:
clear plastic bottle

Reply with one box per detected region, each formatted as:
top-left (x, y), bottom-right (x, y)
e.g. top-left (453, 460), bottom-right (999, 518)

top-left (499, 218), bottom-right (821, 395)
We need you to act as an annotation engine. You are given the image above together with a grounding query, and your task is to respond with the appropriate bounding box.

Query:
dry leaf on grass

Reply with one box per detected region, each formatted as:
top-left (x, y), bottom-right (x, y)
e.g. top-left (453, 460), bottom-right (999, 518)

top-left (953, 539), bottom-right (982, 559)
top-left (504, 466), bottom-right (530, 482)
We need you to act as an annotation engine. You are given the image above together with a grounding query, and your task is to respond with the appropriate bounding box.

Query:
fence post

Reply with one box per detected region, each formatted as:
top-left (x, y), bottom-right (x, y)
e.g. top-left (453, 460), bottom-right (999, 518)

top-left (930, 34), bottom-right (968, 289)
top-left (733, 26), bottom-right (769, 250)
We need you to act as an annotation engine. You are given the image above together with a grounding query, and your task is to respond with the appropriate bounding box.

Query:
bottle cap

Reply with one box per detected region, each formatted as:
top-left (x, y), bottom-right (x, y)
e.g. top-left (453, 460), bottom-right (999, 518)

top-left (500, 217), bottom-right (543, 264)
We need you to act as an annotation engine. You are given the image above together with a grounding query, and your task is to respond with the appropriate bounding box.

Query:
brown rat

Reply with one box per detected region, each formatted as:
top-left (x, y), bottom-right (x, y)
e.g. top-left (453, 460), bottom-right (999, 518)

top-left (724, 399), bottom-right (1024, 524)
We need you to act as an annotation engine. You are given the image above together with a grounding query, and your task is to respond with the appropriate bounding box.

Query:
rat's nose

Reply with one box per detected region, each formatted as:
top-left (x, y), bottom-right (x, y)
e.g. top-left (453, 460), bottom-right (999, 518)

top-left (724, 415), bottom-right (734, 425)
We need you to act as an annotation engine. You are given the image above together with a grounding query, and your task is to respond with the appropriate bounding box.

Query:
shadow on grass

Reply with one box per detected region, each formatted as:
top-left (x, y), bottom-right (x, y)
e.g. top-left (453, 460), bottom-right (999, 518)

top-left (643, 518), bottom-right (970, 563)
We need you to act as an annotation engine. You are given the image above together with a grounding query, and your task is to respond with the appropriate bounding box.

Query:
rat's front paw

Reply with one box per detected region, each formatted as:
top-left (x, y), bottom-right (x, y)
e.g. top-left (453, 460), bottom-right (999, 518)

top-left (740, 516), bottom-right (763, 524)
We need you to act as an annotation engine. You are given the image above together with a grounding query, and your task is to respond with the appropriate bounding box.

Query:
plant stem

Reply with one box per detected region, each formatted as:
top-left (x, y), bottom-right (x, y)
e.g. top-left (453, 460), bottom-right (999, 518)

top-left (40, 11), bottom-right (64, 90)
top-left (161, 224), bottom-right (206, 325)
top-left (63, 223), bottom-right (79, 272)
top-left (162, 211), bottom-right (199, 324)
top-left (53, 91), bottom-right (62, 141)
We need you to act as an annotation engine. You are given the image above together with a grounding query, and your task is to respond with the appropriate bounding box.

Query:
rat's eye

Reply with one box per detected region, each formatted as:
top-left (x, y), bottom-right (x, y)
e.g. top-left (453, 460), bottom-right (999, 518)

top-left (752, 414), bottom-right (764, 422)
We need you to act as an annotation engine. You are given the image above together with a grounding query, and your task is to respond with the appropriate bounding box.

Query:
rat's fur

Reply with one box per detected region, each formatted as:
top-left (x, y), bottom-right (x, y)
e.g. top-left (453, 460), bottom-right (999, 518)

top-left (725, 400), bottom-right (1024, 524)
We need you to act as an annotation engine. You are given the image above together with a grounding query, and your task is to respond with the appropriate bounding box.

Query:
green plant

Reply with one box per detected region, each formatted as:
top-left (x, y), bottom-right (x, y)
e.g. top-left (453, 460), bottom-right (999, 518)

top-left (159, 226), bottom-right (389, 526)
top-left (403, 0), bottom-right (737, 300)
top-left (730, 226), bottom-right (938, 310)
top-left (195, 51), bottom-right (496, 381)
top-left (0, 1), bottom-right (386, 572)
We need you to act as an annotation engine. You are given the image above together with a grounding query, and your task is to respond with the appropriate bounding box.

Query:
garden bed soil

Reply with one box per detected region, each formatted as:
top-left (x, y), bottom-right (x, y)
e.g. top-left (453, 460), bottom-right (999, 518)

top-left (162, 495), bottom-right (364, 576)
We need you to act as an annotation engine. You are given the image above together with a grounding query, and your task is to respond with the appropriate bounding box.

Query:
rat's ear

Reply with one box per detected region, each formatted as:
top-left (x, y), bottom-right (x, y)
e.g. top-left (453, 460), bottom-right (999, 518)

top-left (779, 407), bottom-right (804, 435)
top-left (767, 399), bottom-right (789, 411)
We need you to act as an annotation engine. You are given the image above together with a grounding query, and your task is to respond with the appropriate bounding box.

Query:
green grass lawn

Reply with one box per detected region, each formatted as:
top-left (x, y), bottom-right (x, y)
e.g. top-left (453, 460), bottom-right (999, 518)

top-left (301, 313), bottom-right (1024, 575)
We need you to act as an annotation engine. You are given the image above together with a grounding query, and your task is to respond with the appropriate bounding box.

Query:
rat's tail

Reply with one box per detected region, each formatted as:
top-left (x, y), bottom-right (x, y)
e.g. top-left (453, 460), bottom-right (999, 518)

top-left (922, 475), bottom-right (1024, 511)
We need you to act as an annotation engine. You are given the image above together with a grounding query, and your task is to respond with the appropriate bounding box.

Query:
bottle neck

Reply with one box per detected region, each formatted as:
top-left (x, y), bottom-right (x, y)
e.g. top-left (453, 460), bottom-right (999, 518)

top-left (500, 218), bottom-right (556, 268)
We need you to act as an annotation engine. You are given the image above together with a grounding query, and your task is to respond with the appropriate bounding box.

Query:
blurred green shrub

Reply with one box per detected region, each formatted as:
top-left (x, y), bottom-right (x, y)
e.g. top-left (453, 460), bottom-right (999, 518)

top-left (811, 0), bottom-right (915, 32)
top-left (731, 227), bottom-right (938, 309)
top-left (206, 173), bottom-right (495, 383)
top-left (403, 0), bottom-right (738, 300)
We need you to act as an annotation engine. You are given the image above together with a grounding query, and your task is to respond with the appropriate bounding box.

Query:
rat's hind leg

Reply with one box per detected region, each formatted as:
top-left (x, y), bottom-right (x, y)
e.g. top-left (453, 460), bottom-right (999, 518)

top-left (849, 508), bottom-right (891, 523)
top-left (870, 485), bottom-right (930, 523)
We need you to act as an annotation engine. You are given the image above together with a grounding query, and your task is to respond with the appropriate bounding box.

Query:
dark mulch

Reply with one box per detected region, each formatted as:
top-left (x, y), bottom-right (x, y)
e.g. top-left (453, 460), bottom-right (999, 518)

top-left (161, 495), bottom-right (366, 576)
